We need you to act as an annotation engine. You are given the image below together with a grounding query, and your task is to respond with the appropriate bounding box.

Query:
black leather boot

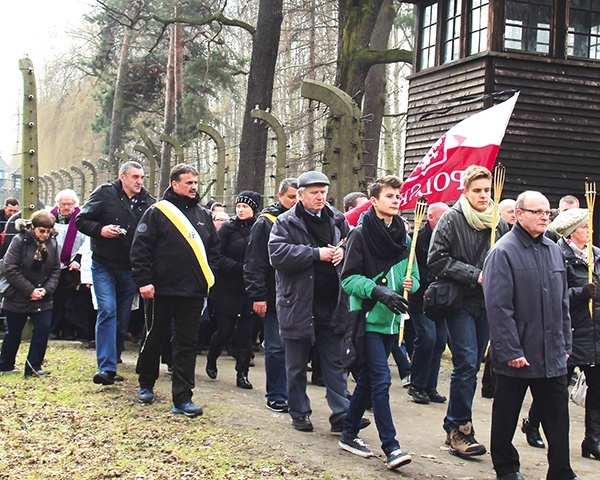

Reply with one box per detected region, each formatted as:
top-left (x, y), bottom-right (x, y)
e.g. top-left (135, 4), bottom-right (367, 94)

top-left (205, 357), bottom-right (218, 380)
top-left (582, 408), bottom-right (600, 460)
top-left (236, 371), bottom-right (253, 389)
top-left (521, 417), bottom-right (545, 448)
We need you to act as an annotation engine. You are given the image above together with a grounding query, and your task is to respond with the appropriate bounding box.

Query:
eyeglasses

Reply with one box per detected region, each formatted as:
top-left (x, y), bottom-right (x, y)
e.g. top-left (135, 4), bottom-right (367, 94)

top-left (59, 202), bottom-right (75, 207)
top-left (520, 208), bottom-right (552, 217)
top-left (34, 227), bottom-right (53, 234)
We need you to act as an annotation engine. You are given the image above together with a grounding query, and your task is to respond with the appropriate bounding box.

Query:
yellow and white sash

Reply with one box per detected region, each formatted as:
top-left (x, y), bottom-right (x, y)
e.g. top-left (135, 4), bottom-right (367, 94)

top-left (154, 200), bottom-right (215, 290)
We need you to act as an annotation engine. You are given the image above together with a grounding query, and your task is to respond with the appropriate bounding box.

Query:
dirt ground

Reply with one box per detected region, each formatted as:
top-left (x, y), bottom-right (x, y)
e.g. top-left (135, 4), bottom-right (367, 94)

top-left (118, 341), bottom-right (597, 480)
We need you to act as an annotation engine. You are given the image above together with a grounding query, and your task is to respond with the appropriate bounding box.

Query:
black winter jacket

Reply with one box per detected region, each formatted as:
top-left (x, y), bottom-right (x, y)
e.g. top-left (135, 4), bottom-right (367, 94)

top-left (3, 225), bottom-right (61, 313)
top-left (210, 216), bottom-right (255, 315)
top-left (76, 180), bottom-right (155, 269)
top-left (408, 220), bottom-right (435, 313)
top-left (428, 201), bottom-right (509, 307)
top-left (558, 238), bottom-right (600, 367)
top-left (131, 188), bottom-right (220, 297)
top-left (244, 202), bottom-right (288, 310)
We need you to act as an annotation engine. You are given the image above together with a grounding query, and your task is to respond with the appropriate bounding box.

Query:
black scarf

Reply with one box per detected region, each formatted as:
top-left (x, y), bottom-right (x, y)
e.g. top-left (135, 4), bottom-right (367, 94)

top-left (297, 202), bottom-right (333, 247)
top-left (361, 207), bottom-right (408, 260)
top-left (231, 216), bottom-right (256, 229)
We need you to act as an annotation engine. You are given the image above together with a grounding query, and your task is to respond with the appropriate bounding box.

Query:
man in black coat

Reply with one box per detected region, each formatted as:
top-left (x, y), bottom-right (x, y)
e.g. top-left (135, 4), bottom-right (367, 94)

top-left (483, 190), bottom-right (579, 480)
top-left (131, 164), bottom-right (220, 417)
top-left (76, 161), bottom-right (154, 386)
top-left (244, 177), bottom-right (298, 413)
top-left (407, 202), bottom-right (449, 405)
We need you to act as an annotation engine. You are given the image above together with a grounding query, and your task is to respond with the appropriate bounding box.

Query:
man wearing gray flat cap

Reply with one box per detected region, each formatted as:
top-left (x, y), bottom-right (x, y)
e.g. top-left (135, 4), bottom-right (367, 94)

top-left (268, 171), bottom-right (362, 434)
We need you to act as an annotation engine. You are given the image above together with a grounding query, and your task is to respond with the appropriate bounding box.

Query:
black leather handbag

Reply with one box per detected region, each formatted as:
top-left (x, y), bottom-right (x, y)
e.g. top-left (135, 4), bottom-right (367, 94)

top-left (422, 279), bottom-right (462, 321)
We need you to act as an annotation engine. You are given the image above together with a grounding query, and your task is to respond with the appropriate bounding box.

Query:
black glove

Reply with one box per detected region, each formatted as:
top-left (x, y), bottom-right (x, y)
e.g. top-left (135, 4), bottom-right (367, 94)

top-left (371, 285), bottom-right (409, 315)
top-left (582, 282), bottom-right (597, 300)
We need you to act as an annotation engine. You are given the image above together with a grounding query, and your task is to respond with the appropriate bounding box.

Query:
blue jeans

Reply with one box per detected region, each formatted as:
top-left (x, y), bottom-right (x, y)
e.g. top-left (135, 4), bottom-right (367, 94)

top-left (92, 260), bottom-right (137, 374)
top-left (263, 310), bottom-right (287, 402)
top-left (0, 310), bottom-right (52, 374)
top-left (411, 312), bottom-right (447, 393)
top-left (343, 332), bottom-right (400, 455)
top-left (443, 305), bottom-right (489, 433)
top-left (391, 341), bottom-right (411, 379)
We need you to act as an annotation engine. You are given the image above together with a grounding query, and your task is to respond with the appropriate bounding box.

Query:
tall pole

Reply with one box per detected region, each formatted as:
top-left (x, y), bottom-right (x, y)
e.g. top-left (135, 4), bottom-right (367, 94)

top-left (19, 58), bottom-right (40, 219)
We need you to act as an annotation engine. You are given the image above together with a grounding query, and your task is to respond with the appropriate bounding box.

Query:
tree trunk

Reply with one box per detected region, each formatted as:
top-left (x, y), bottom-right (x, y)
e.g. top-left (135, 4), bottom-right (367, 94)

top-left (362, 0), bottom-right (396, 182)
top-left (160, 23), bottom-right (176, 195)
top-left (108, 26), bottom-right (132, 178)
top-left (236, 0), bottom-right (284, 195)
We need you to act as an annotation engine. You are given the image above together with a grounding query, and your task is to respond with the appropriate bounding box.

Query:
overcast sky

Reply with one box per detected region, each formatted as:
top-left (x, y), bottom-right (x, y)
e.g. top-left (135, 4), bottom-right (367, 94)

top-left (0, 0), bottom-right (94, 167)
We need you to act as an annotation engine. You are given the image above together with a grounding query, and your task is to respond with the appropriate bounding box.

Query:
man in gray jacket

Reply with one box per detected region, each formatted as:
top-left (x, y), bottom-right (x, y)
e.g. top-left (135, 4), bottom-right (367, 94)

top-left (268, 171), bottom-right (354, 433)
top-left (483, 190), bottom-right (579, 480)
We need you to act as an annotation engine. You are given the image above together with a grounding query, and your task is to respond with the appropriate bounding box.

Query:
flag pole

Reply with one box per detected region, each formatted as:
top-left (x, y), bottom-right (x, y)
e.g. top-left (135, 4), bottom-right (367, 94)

top-left (399, 197), bottom-right (428, 345)
top-left (490, 164), bottom-right (506, 247)
top-left (585, 179), bottom-right (596, 317)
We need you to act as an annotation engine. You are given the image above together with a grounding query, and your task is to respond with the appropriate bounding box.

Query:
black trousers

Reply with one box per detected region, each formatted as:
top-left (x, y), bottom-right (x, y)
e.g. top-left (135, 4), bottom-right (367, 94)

top-left (136, 295), bottom-right (203, 406)
top-left (207, 311), bottom-right (254, 373)
top-left (491, 374), bottom-right (575, 479)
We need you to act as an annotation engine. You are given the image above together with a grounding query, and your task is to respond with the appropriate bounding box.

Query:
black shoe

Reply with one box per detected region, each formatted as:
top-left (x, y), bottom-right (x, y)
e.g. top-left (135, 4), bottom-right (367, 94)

top-left (138, 388), bottom-right (155, 404)
top-left (496, 473), bottom-right (525, 480)
top-left (113, 374), bottom-right (124, 382)
top-left (428, 390), bottom-right (447, 403)
top-left (330, 416), bottom-right (371, 434)
top-left (408, 386), bottom-right (430, 404)
top-left (266, 400), bottom-right (289, 413)
top-left (311, 373), bottom-right (325, 386)
top-left (521, 418), bottom-right (545, 448)
top-left (236, 372), bottom-right (253, 389)
top-left (386, 449), bottom-right (412, 470)
top-left (292, 415), bottom-right (314, 432)
top-left (24, 369), bottom-right (51, 377)
top-left (582, 437), bottom-right (600, 459)
top-left (205, 358), bottom-right (217, 380)
top-left (93, 371), bottom-right (115, 385)
top-left (172, 401), bottom-right (203, 417)
top-left (339, 436), bottom-right (374, 457)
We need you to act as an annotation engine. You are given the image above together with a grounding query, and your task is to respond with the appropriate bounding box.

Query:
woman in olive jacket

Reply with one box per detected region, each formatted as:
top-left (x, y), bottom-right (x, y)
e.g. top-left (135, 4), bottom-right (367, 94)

top-left (0, 211), bottom-right (61, 376)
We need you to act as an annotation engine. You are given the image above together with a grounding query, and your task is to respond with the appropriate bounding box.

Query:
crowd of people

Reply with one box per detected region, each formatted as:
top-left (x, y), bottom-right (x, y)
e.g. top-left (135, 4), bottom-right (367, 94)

top-left (0, 163), bottom-right (598, 478)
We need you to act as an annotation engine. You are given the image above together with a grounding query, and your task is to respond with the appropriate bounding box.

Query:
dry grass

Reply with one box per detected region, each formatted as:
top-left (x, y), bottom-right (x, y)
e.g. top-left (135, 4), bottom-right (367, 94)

top-left (0, 343), bottom-right (334, 480)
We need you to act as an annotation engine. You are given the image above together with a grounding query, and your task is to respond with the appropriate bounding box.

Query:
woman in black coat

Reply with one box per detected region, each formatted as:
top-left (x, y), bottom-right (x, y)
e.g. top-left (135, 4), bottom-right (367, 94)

top-left (206, 191), bottom-right (260, 389)
top-left (554, 209), bottom-right (600, 461)
top-left (0, 210), bottom-right (61, 376)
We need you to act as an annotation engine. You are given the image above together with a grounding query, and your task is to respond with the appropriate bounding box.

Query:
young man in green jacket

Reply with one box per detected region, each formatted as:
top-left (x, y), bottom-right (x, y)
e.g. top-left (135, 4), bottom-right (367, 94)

top-left (338, 175), bottom-right (419, 470)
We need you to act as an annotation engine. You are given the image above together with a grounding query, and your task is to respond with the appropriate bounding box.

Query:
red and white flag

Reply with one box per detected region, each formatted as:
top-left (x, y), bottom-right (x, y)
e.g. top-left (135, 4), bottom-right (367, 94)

top-left (345, 92), bottom-right (519, 225)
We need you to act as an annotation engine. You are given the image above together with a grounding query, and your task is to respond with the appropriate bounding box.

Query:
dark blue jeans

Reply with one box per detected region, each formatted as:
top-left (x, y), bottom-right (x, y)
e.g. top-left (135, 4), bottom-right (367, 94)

top-left (0, 309), bottom-right (52, 374)
top-left (443, 305), bottom-right (488, 433)
top-left (343, 332), bottom-right (400, 455)
top-left (263, 310), bottom-right (287, 402)
top-left (91, 260), bottom-right (137, 374)
top-left (410, 311), bottom-right (447, 393)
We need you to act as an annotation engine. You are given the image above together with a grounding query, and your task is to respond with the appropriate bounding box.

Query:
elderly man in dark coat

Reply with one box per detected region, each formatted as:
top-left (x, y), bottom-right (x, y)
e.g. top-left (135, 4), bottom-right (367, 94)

top-left (268, 171), bottom-right (354, 433)
top-left (483, 190), bottom-right (579, 480)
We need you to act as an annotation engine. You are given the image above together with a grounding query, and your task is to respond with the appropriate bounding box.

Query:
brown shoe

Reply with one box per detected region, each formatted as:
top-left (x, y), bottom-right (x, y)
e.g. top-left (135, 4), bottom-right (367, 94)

top-left (448, 422), bottom-right (487, 457)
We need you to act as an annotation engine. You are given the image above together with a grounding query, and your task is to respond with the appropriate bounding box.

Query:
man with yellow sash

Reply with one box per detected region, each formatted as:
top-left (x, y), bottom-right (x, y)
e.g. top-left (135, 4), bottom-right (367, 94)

top-left (131, 164), bottom-right (220, 417)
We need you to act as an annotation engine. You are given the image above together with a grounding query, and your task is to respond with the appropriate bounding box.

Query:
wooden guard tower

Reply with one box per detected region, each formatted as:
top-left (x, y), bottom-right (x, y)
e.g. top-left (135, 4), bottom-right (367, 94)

top-left (405, 0), bottom-right (600, 207)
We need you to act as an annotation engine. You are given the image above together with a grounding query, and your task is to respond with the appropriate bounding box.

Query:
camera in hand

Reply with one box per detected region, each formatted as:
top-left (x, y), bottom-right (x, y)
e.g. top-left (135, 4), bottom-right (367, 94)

top-left (117, 227), bottom-right (128, 238)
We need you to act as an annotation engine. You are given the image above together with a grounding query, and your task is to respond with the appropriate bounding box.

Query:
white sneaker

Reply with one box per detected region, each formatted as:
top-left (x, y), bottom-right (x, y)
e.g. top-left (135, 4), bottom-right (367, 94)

top-left (401, 374), bottom-right (411, 388)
